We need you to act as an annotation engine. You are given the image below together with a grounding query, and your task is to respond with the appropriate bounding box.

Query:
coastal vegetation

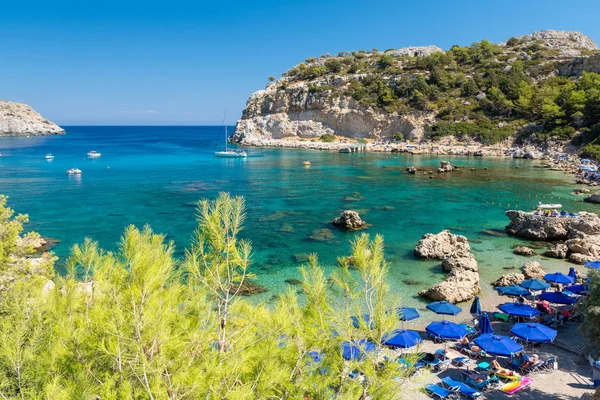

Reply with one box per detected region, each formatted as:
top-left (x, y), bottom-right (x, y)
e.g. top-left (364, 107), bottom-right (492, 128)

top-left (280, 36), bottom-right (600, 146)
top-left (0, 194), bottom-right (417, 399)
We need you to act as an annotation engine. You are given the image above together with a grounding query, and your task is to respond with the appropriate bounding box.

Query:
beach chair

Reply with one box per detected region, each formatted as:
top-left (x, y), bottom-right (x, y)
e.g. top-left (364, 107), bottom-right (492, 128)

top-left (453, 343), bottom-right (487, 359)
top-left (441, 377), bottom-right (482, 399)
top-left (458, 323), bottom-right (477, 337)
top-left (538, 356), bottom-right (557, 372)
top-left (451, 356), bottom-right (472, 367)
top-left (396, 356), bottom-right (425, 376)
top-left (460, 369), bottom-right (499, 391)
top-left (420, 352), bottom-right (451, 371)
top-left (424, 384), bottom-right (457, 399)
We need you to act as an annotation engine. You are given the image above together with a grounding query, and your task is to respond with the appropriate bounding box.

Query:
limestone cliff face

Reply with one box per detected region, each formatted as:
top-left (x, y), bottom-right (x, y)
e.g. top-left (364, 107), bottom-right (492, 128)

top-left (0, 101), bottom-right (64, 136)
top-left (234, 74), bottom-right (436, 143)
top-left (233, 30), bottom-right (599, 145)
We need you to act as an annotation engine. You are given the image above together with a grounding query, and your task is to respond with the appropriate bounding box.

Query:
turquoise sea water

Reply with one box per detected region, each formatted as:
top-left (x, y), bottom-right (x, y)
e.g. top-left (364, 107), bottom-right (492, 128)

top-left (0, 126), bottom-right (594, 314)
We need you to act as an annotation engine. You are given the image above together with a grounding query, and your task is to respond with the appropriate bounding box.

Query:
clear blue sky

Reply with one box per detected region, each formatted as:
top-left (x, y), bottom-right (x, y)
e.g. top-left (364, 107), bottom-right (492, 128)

top-left (2, 0), bottom-right (600, 125)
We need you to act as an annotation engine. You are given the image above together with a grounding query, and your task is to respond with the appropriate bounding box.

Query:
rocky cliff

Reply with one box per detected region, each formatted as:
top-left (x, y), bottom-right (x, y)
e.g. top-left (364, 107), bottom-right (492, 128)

top-left (233, 30), bottom-right (600, 146)
top-left (0, 101), bottom-right (64, 136)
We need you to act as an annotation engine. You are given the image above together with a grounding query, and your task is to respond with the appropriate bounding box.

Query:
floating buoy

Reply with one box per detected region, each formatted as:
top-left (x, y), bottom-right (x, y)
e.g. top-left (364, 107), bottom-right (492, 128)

top-left (303, 161), bottom-right (311, 166)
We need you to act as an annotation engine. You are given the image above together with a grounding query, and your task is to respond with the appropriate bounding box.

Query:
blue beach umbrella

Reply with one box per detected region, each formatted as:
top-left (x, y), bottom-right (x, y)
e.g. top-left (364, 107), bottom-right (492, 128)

top-left (538, 291), bottom-right (577, 305)
top-left (544, 272), bottom-right (575, 285)
top-left (479, 313), bottom-right (494, 335)
top-left (564, 284), bottom-right (588, 295)
top-left (510, 323), bottom-right (557, 343)
top-left (497, 284), bottom-right (530, 297)
top-left (520, 279), bottom-right (550, 291)
top-left (474, 334), bottom-right (523, 357)
top-left (351, 314), bottom-right (374, 329)
top-left (584, 261), bottom-right (600, 270)
top-left (383, 329), bottom-right (423, 349)
top-left (470, 296), bottom-right (482, 316)
top-left (498, 303), bottom-right (540, 318)
top-left (568, 267), bottom-right (577, 279)
top-left (341, 339), bottom-right (376, 361)
top-left (397, 307), bottom-right (420, 322)
top-left (425, 320), bottom-right (469, 340)
top-left (426, 301), bottom-right (462, 316)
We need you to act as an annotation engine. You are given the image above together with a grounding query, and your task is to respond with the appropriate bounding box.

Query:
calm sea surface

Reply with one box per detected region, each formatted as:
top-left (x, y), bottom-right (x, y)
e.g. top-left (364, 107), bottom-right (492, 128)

top-left (0, 126), bottom-right (593, 312)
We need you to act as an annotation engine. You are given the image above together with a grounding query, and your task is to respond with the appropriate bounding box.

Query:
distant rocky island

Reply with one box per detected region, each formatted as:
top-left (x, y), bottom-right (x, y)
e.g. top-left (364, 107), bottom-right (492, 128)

top-left (0, 101), bottom-right (64, 136)
top-left (232, 30), bottom-right (600, 159)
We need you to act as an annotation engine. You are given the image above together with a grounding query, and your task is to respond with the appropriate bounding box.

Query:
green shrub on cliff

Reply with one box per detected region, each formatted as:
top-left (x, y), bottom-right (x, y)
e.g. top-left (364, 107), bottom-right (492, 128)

top-left (320, 133), bottom-right (336, 142)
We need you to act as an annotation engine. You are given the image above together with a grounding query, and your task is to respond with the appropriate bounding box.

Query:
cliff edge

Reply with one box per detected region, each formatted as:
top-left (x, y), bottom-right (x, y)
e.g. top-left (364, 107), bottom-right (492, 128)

top-left (0, 101), bottom-right (64, 136)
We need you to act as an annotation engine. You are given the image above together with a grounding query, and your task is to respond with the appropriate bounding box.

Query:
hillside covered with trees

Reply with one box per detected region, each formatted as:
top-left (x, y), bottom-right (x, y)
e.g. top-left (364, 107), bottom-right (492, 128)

top-left (234, 31), bottom-right (600, 158)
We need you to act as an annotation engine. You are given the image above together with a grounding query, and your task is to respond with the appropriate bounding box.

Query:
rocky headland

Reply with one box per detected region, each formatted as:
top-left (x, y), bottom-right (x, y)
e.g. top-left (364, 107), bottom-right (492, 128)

top-left (232, 30), bottom-right (600, 159)
top-left (414, 230), bottom-right (480, 303)
top-left (0, 101), bottom-right (64, 136)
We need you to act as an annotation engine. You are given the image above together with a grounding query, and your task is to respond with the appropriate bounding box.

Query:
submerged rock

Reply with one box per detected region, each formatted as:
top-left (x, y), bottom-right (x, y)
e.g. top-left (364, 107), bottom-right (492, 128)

top-left (233, 280), bottom-right (267, 296)
top-left (308, 228), bottom-right (335, 242)
top-left (284, 278), bottom-right (302, 286)
top-left (332, 210), bottom-right (367, 230)
top-left (513, 245), bottom-right (535, 257)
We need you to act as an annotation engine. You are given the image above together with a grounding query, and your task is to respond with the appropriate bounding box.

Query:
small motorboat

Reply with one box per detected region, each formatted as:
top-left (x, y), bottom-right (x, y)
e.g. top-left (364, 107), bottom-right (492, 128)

top-left (303, 161), bottom-right (311, 166)
top-left (87, 150), bottom-right (101, 158)
top-left (67, 168), bottom-right (82, 175)
top-left (45, 153), bottom-right (54, 160)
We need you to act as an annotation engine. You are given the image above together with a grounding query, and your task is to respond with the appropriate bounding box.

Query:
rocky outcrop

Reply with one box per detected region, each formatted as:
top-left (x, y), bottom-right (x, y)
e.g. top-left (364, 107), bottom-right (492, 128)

top-left (505, 210), bottom-right (600, 240)
top-left (332, 210), bottom-right (367, 230)
top-left (544, 243), bottom-right (568, 259)
top-left (522, 261), bottom-right (546, 280)
top-left (384, 46), bottom-right (443, 58)
top-left (0, 101), bottom-right (64, 136)
top-left (416, 230), bottom-right (479, 303)
top-left (414, 230), bottom-right (470, 259)
top-left (584, 192), bottom-right (600, 204)
top-left (557, 54), bottom-right (600, 77)
top-left (437, 161), bottom-right (454, 173)
top-left (513, 246), bottom-right (535, 256)
top-left (493, 273), bottom-right (525, 287)
top-left (503, 30), bottom-right (598, 57)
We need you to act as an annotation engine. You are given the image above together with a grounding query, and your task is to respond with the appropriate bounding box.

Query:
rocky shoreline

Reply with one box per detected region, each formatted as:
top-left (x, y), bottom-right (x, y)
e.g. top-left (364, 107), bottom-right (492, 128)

top-left (0, 101), bottom-right (64, 136)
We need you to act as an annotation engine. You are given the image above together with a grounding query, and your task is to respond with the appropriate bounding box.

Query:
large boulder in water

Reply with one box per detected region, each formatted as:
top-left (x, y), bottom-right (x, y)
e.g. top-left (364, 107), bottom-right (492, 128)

top-left (522, 261), bottom-right (546, 280)
top-left (442, 254), bottom-right (478, 273)
top-left (584, 192), bottom-right (600, 204)
top-left (543, 243), bottom-right (568, 259)
top-left (419, 268), bottom-right (480, 304)
top-left (505, 210), bottom-right (600, 240)
top-left (418, 230), bottom-right (479, 304)
top-left (332, 210), bottom-right (367, 230)
top-left (414, 230), bottom-right (470, 259)
top-left (437, 161), bottom-right (454, 173)
top-left (493, 273), bottom-right (525, 287)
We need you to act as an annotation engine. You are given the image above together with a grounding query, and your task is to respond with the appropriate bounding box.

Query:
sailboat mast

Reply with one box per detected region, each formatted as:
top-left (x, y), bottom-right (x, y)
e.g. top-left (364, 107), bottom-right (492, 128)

top-left (224, 108), bottom-right (228, 152)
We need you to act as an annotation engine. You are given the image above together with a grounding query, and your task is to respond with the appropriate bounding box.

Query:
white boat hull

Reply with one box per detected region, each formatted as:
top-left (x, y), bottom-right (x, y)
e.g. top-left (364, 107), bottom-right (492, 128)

top-left (215, 151), bottom-right (247, 158)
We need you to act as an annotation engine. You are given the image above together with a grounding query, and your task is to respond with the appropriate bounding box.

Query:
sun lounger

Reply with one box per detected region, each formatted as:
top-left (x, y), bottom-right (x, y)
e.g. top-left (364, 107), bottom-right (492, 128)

top-left (458, 323), bottom-right (477, 336)
top-left (460, 369), bottom-right (499, 391)
top-left (454, 343), bottom-right (486, 359)
top-left (441, 377), bottom-right (482, 399)
top-left (424, 384), bottom-right (457, 399)
top-left (420, 352), bottom-right (451, 371)
top-left (452, 356), bottom-right (472, 367)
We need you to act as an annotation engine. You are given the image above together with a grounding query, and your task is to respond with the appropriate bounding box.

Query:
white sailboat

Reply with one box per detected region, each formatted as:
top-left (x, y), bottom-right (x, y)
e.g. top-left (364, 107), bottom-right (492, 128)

top-left (215, 109), bottom-right (247, 158)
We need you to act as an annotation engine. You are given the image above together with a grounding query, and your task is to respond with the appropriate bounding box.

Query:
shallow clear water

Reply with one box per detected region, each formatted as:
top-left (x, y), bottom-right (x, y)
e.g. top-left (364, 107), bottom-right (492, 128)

top-left (0, 126), bottom-right (594, 314)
